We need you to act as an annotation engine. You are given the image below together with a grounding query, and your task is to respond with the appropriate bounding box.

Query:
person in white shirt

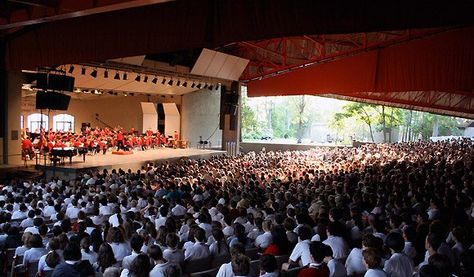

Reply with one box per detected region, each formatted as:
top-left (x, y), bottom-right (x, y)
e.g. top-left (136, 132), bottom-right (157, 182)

top-left (149, 245), bottom-right (174, 277)
top-left (255, 220), bottom-right (273, 250)
top-left (38, 237), bottom-right (62, 273)
top-left (120, 253), bottom-right (151, 277)
top-left (286, 225), bottom-right (313, 268)
top-left (184, 227), bottom-right (211, 261)
top-left (80, 237), bottom-right (97, 265)
top-left (108, 207), bottom-right (124, 228)
top-left (23, 234), bottom-right (48, 265)
top-left (163, 233), bottom-right (184, 265)
top-left (216, 243), bottom-right (246, 277)
top-left (15, 232), bottom-right (33, 256)
top-left (383, 232), bottom-right (414, 277)
top-left (363, 248), bottom-right (388, 277)
top-left (107, 227), bottom-right (131, 262)
top-left (171, 201), bottom-right (187, 217)
top-left (231, 254), bottom-right (251, 277)
top-left (323, 243), bottom-right (347, 277)
top-left (401, 226), bottom-right (417, 260)
top-left (43, 200), bottom-right (56, 218)
top-left (210, 229), bottom-right (230, 257)
top-left (20, 210), bottom-right (35, 229)
top-left (12, 203), bottom-right (28, 220)
top-left (99, 199), bottom-right (113, 216)
top-left (155, 206), bottom-right (168, 228)
top-left (65, 199), bottom-right (80, 219)
top-left (121, 234), bottom-right (143, 270)
top-left (223, 216), bottom-right (236, 238)
top-left (323, 222), bottom-right (349, 261)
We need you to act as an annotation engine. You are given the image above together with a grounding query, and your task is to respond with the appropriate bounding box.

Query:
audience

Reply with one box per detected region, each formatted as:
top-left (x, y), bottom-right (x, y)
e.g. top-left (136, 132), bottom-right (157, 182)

top-left (0, 139), bottom-right (473, 277)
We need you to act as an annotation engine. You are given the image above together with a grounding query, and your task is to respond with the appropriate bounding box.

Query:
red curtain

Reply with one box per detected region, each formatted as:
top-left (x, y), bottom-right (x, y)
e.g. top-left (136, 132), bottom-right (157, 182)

top-left (248, 27), bottom-right (474, 97)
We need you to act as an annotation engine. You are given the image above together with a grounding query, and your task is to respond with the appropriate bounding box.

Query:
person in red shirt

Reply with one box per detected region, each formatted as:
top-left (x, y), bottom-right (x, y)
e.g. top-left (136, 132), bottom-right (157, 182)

top-left (297, 242), bottom-right (329, 277)
top-left (116, 131), bottom-right (125, 151)
top-left (21, 137), bottom-right (34, 160)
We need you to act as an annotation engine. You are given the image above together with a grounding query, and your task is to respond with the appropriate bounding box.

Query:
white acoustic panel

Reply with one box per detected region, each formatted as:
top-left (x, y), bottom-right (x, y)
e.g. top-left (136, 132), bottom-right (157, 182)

top-left (108, 56), bottom-right (146, 66)
top-left (162, 103), bottom-right (180, 137)
top-left (191, 48), bottom-right (249, 81)
top-left (141, 102), bottom-right (158, 134)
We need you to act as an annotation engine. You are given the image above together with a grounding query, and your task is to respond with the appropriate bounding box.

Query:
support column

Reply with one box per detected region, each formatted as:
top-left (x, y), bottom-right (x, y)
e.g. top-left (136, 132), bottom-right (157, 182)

top-left (3, 72), bottom-right (24, 165)
top-left (221, 82), bottom-right (241, 155)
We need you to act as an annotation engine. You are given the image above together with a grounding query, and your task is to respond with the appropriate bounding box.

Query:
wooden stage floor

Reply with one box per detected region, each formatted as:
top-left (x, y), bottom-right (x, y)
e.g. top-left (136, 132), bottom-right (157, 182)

top-left (35, 147), bottom-right (225, 180)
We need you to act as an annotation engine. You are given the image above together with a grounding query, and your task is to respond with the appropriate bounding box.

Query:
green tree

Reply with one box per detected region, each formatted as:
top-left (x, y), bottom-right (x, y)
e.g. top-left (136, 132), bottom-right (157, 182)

top-left (334, 102), bottom-right (376, 142)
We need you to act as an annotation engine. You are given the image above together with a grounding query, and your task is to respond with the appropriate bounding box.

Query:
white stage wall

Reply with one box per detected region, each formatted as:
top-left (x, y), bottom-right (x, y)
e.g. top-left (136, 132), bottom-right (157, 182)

top-left (162, 103), bottom-right (181, 137)
top-left (141, 102), bottom-right (158, 134)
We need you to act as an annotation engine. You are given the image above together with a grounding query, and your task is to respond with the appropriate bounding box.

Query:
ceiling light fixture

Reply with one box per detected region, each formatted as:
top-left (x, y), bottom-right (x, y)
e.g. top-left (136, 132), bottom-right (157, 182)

top-left (81, 67), bottom-right (86, 75)
top-left (177, 80), bottom-right (181, 87)
top-left (114, 72), bottom-right (120, 80)
top-left (168, 79), bottom-right (173, 86)
top-left (68, 65), bottom-right (75, 74)
top-left (191, 82), bottom-right (196, 88)
top-left (182, 81), bottom-right (188, 87)
top-left (161, 78), bottom-right (166, 85)
top-left (196, 83), bottom-right (202, 89)
top-left (135, 75), bottom-right (141, 82)
top-left (143, 76), bottom-right (148, 83)
top-left (203, 83), bottom-right (208, 89)
top-left (123, 72), bottom-right (128, 80)
top-left (152, 76), bottom-right (158, 84)
top-left (104, 70), bottom-right (109, 78)
top-left (209, 85), bottom-right (213, 90)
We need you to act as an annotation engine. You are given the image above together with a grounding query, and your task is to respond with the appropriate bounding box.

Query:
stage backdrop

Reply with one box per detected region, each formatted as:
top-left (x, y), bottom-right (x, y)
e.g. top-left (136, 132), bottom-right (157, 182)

top-left (161, 103), bottom-right (180, 137)
top-left (141, 102), bottom-right (158, 134)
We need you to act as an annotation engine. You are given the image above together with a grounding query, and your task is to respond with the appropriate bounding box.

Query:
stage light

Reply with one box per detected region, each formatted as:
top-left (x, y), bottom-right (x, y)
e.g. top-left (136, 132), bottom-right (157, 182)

top-left (81, 67), bottom-right (86, 75)
top-left (177, 80), bottom-right (181, 87)
top-left (68, 65), bottom-right (75, 74)
top-left (209, 85), bottom-right (213, 90)
top-left (191, 82), bottom-right (196, 88)
top-left (203, 83), bottom-right (208, 89)
top-left (196, 83), bottom-right (202, 89)
top-left (143, 76), bottom-right (148, 83)
top-left (168, 79), bottom-right (173, 86)
top-left (114, 72), bottom-right (120, 80)
top-left (135, 75), bottom-right (141, 82)
top-left (152, 77), bottom-right (158, 84)
top-left (215, 84), bottom-right (220, 90)
top-left (104, 70), bottom-right (109, 78)
top-left (108, 91), bottom-right (114, 95)
top-left (123, 72), bottom-right (128, 80)
top-left (90, 69), bottom-right (98, 78)
top-left (182, 81), bottom-right (188, 87)
top-left (161, 78), bottom-right (166, 85)
top-left (124, 93), bottom-right (128, 97)
top-left (130, 93), bottom-right (135, 96)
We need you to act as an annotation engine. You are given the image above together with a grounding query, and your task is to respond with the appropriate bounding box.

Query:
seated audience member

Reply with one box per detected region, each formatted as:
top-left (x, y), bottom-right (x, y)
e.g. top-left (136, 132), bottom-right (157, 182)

top-left (121, 234), bottom-right (143, 270)
top-left (184, 227), bottom-right (210, 261)
top-left (383, 232), bottom-right (414, 277)
top-left (298, 241), bottom-right (330, 277)
top-left (285, 225), bottom-right (313, 269)
top-left (362, 248), bottom-right (387, 277)
top-left (323, 243), bottom-right (347, 277)
top-left (120, 254), bottom-right (150, 277)
top-left (217, 243), bottom-right (246, 277)
top-left (80, 237), bottom-right (97, 265)
top-left (52, 243), bottom-right (94, 277)
top-left (231, 254), bottom-right (251, 277)
top-left (149, 245), bottom-right (172, 277)
top-left (163, 233), bottom-right (184, 265)
top-left (23, 234), bottom-right (47, 265)
top-left (38, 237), bottom-right (62, 273)
top-left (95, 243), bottom-right (118, 273)
top-left (259, 254), bottom-right (279, 277)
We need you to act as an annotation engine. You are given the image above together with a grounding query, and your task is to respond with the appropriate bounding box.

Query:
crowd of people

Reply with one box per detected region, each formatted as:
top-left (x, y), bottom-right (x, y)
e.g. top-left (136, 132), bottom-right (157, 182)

top-left (21, 127), bottom-right (180, 160)
top-left (2, 139), bottom-right (474, 277)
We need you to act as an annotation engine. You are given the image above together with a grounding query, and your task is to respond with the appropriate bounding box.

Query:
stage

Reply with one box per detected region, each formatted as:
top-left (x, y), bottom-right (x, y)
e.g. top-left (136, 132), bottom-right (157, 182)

top-left (36, 147), bottom-right (226, 180)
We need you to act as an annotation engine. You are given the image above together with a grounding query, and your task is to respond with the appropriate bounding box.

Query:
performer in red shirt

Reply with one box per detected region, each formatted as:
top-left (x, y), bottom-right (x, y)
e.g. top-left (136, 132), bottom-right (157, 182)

top-left (116, 131), bottom-right (125, 151)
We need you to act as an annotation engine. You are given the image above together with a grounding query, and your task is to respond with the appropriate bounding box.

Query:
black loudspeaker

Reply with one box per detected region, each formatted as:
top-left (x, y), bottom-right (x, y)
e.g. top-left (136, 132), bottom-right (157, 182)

top-left (35, 73), bottom-right (75, 92)
top-left (220, 81), bottom-right (239, 130)
top-left (36, 91), bottom-right (71, 110)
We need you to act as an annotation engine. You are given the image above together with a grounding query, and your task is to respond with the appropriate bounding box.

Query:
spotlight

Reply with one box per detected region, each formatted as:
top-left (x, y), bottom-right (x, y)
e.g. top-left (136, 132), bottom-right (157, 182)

top-left (114, 72), bottom-right (120, 80)
top-left (191, 82), bottom-right (196, 88)
top-left (196, 83), bottom-right (202, 89)
top-left (168, 79), bottom-right (173, 86)
top-left (123, 72), bottom-right (128, 80)
top-left (182, 81), bottom-right (188, 87)
top-left (90, 69), bottom-right (98, 78)
top-left (215, 84), bottom-right (220, 90)
top-left (152, 77), bottom-right (158, 84)
top-left (203, 83), bottom-right (208, 89)
top-left (104, 70), bottom-right (109, 78)
top-left (177, 80), bottom-right (181, 87)
top-left (209, 85), bottom-right (213, 90)
top-left (114, 92), bottom-right (118, 96)
top-left (135, 75), bottom-right (141, 82)
top-left (161, 78), bottom-right (166, 85)
top-left (108, 91), bottom-right (114, 95)
top-left (81, 67), bottom-right (86, 75)
top-left (129, 93), bottom-right (135, 96)
top-left (124, 93), bottom-right (128, 97)
top-left (143, 76), bottom-right (148, 83)
top-left (68, 65), bottom-right (75, 74)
